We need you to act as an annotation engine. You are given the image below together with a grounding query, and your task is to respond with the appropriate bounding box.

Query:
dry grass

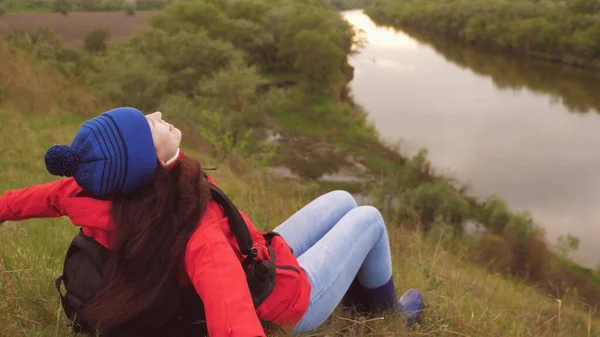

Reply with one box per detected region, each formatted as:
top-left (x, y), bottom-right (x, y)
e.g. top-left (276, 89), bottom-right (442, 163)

top-left (0, 11), bottom-right (158, 49)
top-left (0, 38), bottom-right (96, 115)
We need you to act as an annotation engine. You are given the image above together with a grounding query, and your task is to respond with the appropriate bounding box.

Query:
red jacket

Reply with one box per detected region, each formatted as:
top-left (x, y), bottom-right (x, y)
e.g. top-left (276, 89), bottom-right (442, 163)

top-left (0, 175), bottom-right (311, 336)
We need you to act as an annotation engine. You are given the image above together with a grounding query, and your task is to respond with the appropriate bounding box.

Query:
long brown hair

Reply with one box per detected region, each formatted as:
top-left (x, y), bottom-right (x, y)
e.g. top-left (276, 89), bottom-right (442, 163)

top-left (81, 155), bottom-right (211, 329)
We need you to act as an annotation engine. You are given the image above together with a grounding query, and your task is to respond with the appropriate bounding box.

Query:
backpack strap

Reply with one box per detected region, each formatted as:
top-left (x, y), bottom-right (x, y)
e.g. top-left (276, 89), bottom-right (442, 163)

top-left (73, 228), bottom-right (110, 272)
top-left (55, 229), bottom-right (110, 334)
top-left (208, 183), bottom-right (258, 266)
top-left (203, 173), bottom-right (276, 308)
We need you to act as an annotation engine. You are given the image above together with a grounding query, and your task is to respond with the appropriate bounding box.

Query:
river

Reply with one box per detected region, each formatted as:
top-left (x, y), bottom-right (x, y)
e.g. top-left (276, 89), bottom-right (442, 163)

top-left (341, 10), bottom-right (600, 268)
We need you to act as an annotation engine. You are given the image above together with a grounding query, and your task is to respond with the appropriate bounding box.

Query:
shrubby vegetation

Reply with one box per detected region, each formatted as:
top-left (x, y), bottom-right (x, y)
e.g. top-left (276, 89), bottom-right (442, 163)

top-left (83, 28), bottom-right (109, 54)
top-left (367, 0), bottom-right (600, 69)
top-left (370, 147), bottom-right (600, 305)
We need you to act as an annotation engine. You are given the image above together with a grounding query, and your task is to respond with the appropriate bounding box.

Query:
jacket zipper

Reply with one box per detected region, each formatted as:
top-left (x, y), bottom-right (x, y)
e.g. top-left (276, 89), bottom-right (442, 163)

top-left (276, 265), bottom-right (300, 274)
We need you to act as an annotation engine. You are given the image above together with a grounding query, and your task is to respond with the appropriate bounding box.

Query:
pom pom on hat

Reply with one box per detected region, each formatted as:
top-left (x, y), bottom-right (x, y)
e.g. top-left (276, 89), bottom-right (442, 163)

top-left (45, 145), bottom-right (79, 177)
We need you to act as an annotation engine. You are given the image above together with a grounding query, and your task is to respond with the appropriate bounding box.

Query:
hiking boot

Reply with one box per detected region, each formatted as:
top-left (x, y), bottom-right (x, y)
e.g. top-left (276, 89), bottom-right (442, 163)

top-left (397, 288), bottom-right (424, 326)
top-left (342, 277), bottom-right (424, 326)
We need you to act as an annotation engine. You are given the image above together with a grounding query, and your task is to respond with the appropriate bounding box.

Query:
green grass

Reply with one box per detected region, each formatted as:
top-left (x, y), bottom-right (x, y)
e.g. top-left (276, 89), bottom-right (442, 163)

top-left (269, 89), bottom-right (404, 180)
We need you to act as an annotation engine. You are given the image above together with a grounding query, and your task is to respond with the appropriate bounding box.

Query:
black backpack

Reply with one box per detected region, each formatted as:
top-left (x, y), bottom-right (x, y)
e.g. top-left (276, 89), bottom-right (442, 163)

top-left (55, 182), bottom-right (282, 337)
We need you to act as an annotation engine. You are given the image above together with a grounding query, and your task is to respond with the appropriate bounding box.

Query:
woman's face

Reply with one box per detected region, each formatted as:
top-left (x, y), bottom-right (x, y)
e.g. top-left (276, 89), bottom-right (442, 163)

top-left (145, 112), bottom-right (182, 163)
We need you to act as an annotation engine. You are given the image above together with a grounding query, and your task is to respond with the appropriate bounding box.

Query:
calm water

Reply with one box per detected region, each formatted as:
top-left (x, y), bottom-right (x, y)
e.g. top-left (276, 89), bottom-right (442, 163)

top-left (342, 10), bottom-right (600, 267)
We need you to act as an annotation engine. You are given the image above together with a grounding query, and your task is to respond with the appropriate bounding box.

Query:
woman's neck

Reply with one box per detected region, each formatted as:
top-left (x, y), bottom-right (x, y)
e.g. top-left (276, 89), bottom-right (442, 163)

top-left (164, 148), bottom-right (180, 167)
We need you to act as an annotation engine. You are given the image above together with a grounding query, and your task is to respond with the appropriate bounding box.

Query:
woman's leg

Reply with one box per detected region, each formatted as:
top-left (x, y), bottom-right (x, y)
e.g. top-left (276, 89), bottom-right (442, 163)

top-left (272, 190), bottom-right (358, 257)
top-left (292, 206), bottom-right (398, 333)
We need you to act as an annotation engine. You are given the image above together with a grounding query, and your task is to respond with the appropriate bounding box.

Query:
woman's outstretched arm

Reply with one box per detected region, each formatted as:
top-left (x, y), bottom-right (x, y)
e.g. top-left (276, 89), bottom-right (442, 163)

top-left (0, 178), bottom-right (81, 221)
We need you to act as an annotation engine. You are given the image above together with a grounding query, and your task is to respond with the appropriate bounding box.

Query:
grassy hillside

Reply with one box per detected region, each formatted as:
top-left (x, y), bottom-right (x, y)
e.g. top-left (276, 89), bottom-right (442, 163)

top-left (366, 0), bottom-right (600, 70)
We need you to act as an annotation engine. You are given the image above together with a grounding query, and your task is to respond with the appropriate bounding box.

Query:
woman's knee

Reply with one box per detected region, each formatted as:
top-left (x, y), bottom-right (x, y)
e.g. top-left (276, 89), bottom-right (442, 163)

top-left (320, 190), bottom-right (358, 211)
top-left (348, 205), bottom-right (386, 234)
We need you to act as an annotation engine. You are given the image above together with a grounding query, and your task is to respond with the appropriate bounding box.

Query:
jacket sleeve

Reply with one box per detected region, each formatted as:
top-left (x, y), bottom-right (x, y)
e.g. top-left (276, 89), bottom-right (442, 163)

top-left (0, 178), bottom-right (81, 221)
top-left (185, 213), bottom-right (266, 337)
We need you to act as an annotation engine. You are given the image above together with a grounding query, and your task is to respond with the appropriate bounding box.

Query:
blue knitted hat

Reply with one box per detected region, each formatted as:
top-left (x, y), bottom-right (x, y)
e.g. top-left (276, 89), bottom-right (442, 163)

top-left (44, 107), bottom-right (158, 198)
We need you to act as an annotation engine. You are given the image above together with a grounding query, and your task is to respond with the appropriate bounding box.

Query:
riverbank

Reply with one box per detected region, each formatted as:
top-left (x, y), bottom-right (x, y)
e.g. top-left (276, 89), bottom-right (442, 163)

top-left (365, 0), bottom-right (600, 71)
top-left (341, 8), bottom-right (600, 309)
top-left (343, 8), bottom-right (600, 266)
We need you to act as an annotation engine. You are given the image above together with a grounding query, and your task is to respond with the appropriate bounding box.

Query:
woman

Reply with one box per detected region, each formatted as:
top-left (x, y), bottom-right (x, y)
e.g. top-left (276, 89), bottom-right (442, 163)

top-left (0, 107), bottom-right (423, 336)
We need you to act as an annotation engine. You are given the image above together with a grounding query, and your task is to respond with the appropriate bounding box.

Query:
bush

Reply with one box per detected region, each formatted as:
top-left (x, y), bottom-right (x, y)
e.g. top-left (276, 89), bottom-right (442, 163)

top-left (124, 3), bottom-right (136, 16)
top-left (81, 0), bottom-right (96, 11)
top-left (87, 51), bottom-right (168, 111)
top-left (472, 234), bottom-right (513, 273)
top-left (84, 29), bottom-right (110, 54)
top-left (53, 0), bottom-right (71, 15)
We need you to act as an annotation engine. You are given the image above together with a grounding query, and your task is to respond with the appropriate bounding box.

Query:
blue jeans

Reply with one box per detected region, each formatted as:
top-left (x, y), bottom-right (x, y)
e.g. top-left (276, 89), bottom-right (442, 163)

top-left (273, 191), bottom-right (394, 333)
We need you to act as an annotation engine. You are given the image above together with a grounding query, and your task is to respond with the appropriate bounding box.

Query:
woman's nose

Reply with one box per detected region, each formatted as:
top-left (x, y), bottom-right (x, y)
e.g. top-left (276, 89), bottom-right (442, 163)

top-left (147, 111), bottom-right (162, 121)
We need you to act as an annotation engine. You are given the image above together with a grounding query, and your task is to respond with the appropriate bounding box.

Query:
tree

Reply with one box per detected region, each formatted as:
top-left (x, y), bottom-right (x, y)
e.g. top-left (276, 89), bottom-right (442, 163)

top-left (53, 0), bottom-right (71, 15)
top-left (124, 2), bottom-right (136, 16)
top-left (7, 27), bottom-right (65, 61)
top-left (569, 0), bottom-right (600, 14)
top-left (196, 60), bottom-right (269, 155)
top-left (225, 0), bottom-right (267, 22)
top-left (164, 1), bottom-right (225, 31)
top-left (278, 8), bottom-right (333, 64)
top-left (81, 0), bottom-right (96, 10)
top-left (440, 189), bottom-right (470, 235)
top-left (211, 18), bottom-right (275, 67)
top-left (482, 195), bottom-right (511, 235)
top-left (155, 30), bottom-right (243, 95)
top-left (291, 30), bottom-right (345, 91)
top-left (556, 234), bottom-right (580, 260)
top-left (412, 182), bottom-right (446, 232)
top-left (84, 28), bottom-right (110, 54)
top-left (87, 51), bottom-right (168, 111)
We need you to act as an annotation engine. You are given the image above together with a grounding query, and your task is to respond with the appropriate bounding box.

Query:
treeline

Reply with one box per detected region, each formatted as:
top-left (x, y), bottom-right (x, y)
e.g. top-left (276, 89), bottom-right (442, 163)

top-left (366, 0), bottom-right (600, 70)
top-left (400, 28), bottom-right (600, 115)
